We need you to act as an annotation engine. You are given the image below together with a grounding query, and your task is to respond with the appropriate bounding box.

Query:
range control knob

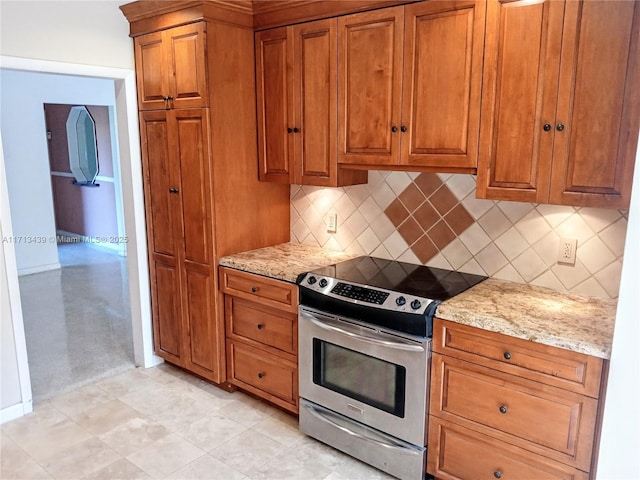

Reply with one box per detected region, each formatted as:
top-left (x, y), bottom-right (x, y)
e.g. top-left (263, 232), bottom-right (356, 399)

top-left (307, 276), bottom-right (317, 285)
top-left (410, 299), bottom-right (422, 310)
top-left (319, 278), bottom-right (328, 288)
top-left (395, 296), bottom-right (406, 306)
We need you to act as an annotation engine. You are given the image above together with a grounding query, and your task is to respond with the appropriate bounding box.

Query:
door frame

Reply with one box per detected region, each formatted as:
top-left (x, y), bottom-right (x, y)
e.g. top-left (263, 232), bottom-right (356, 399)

top-left (0, 55), bottom-right (159, 420)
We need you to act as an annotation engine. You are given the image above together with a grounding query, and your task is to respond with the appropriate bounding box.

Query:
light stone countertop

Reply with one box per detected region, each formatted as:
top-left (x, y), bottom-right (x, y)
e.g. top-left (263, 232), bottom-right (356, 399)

top-left (219, 246), bottom-right (617, 359)
top-left (436, 278), bottom-right (617, 359)
top-left (218, 243), bottom-right (358, 283)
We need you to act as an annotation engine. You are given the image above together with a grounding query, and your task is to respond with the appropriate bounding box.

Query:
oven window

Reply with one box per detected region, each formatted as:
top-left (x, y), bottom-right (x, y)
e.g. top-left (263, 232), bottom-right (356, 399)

top-left (312, 339), bottom-right (406, 417)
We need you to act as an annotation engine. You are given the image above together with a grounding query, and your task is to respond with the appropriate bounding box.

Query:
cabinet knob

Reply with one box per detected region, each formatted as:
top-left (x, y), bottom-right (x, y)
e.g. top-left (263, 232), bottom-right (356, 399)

top-left (287, 127), bottom-right (293, 134)
top-left (400, 125), bottom-right (407, 132)
top-left (494, 470), bottom-right (502, 479)
top-left (258, 372), bottom-right (265, 379)
top-left (391, 125), bottom-right (398, 133)
top-left (257, 323), bottom-right (264, 330)
top-left (543, 123), bottom-right (552, 132)
top-left (503, 352), bottom-right (512, 360)
top-left (251, 286), bottom-right (259, 293)
top-left (556, 123), bottom-right (565, 132)
top-left (169, 187), bottom-right (179, 194)
top-left (499, 405), bottom-right (508, 414)
top-left (293, 127), bottom-right (300, 133)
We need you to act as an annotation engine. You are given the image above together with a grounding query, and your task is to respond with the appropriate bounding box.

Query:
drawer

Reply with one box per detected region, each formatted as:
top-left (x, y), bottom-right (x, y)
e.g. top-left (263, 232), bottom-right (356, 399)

top-left (433, 318), bottom-right (603, 397)
top-left (225, 296), bottom-right (297, 355)
top-left (226, 340), bottom-right (298, 413)
top-left (430, 353), bottom-right (598, 470)
top-left (220, 267), bottom-right (298, 313)
top-left (427, 417), bottom-right (589, 480)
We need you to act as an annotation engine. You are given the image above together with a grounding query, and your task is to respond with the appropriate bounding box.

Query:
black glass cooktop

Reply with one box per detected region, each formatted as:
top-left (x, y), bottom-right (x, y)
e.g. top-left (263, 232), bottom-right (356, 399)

top-left (307, 256), bottom-right (487, 301)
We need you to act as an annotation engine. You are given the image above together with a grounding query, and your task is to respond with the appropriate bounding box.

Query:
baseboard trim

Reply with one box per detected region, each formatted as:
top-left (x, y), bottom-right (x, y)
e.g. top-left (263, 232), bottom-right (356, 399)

top-left (0, 400), bottom-right (32, 424)
top-left (56, 230), bottom-right (126, 256)
top-left (17, 262), bottom-right (61, 276)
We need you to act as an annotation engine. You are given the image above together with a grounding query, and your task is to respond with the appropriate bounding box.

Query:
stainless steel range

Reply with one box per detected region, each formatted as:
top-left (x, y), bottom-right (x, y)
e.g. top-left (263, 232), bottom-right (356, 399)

top-left (296, 256), bottom-right (486, 480)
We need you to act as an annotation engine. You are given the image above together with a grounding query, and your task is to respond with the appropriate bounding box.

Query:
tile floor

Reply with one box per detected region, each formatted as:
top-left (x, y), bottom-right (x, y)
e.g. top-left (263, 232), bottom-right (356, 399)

top-left (1, 363), bottom-right (395, 480)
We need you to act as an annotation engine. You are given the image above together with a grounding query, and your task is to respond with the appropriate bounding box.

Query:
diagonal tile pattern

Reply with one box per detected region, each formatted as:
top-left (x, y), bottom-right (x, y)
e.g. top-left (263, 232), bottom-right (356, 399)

top-left (290, 171), bottom-right (629, 300)
top-left (383, 173), bottom-right (476, 263)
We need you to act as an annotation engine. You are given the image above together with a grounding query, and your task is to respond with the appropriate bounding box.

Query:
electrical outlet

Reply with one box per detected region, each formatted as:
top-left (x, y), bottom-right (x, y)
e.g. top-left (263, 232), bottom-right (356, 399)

top-left (326, 213), bottom-right (337, 234)
top-left (558, 238), bottom-right (577, 265)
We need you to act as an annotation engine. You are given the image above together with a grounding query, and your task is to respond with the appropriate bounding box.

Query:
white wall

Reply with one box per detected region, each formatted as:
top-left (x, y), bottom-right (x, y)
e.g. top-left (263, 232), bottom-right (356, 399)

top-left (0, 70), bottom-right (117, 274)
top-left (0, 1), bottom-right (133, 70)
top-left (596, 144), bottom-right (640, 478)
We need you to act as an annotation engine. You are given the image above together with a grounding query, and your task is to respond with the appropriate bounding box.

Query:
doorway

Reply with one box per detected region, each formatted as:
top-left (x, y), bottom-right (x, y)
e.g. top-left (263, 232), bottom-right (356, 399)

top-left (15, 103), bottom-right (134, 403)
top-left (0, 56), bottom-right (157, 419)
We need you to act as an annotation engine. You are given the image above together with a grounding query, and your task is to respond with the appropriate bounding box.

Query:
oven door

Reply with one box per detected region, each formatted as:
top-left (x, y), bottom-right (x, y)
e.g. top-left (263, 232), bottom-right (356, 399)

top-left (298, 306), bottom-right (430, 447)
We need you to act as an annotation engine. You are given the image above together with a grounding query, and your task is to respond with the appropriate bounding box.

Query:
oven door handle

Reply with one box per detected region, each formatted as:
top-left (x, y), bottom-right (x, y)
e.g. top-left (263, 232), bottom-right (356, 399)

top-left (301, 399), bottom-right (423, 456)
top-left (301, 311), bottom-right (425, 352)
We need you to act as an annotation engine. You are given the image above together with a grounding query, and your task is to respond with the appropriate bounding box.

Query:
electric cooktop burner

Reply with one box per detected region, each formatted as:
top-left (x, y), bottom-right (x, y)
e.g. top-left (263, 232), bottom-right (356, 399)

top-left (296, 256), bottom-right (487, 337)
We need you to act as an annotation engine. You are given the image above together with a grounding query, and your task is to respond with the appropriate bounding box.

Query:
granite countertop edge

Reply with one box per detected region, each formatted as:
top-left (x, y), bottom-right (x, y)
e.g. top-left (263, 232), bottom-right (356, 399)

top-left (219, 244), bottom-right (616, 360)
top-left (218, 242), bottom-right (358, 283)
top-left (436, 278), bottom-right (616, 360)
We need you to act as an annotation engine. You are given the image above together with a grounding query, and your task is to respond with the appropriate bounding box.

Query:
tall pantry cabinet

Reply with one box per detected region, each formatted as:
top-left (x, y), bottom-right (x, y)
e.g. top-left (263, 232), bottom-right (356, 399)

top-left (120, 2), bottom-right (290, 385)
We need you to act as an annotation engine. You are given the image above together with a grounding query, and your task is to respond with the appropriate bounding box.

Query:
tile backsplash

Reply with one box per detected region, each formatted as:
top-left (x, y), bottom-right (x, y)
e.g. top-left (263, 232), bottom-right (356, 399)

top-left (290, 171), bottom-right (628, 300)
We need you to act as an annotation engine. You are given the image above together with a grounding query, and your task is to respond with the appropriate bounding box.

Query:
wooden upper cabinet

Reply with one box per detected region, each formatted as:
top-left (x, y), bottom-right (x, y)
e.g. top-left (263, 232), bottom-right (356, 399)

top-left (338, 2), bottom-right (485, 171)
top-left (256, 27), bottom-right (291, 183)
top-left (256, 19), bottom-right (367, 186)
top-left (478, 0), bottom-right (640, 208)
top-left (402, 1), bottom-right (486, 169)
top-left (550, 1), bottom-right (640, 208)
top-left (338, 7), bottom-right (404, 166)
top-left (134, 22), bottom-right (208, 111)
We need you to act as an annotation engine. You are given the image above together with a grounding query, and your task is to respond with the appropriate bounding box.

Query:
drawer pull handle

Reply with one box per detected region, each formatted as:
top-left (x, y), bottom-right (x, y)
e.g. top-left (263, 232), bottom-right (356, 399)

top-left (251, 286), bottom-right (259, 293)
top-left (499, 405), bottom-right (508, 414)
top-left (257, 323), bottom-right (264, 330)
top-left (494, 470), bottom-right (502, 479)
top-left (258, 372), bottom-right (265, 379)
top-left (503, 352), bottom-right (512, 360)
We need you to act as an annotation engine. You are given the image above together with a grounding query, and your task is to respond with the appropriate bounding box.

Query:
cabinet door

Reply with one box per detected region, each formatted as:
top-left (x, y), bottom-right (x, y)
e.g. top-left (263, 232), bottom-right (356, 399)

top-left (338, 7), bottom-right (404, 165)
top-left (401, 0), bottom-right (485, 169)
top-left (134, 24), bottom-right (208, 111)
top-left (256, 27), bottom-right (294, 183)
top-left (477, 0), bottom-right (566, 202)
top-left (165, 23), bottom-right (208, 110)
top-left (173, 109), bottom-right (221, 380)
top-left (549, 1), bottom-right (640, 208)
top-left (292, 19), bottom-right (337, 185)
top-left (139, 111), bottom-right (184, 363)
top-left (135, 31), bottom-right (169, 111)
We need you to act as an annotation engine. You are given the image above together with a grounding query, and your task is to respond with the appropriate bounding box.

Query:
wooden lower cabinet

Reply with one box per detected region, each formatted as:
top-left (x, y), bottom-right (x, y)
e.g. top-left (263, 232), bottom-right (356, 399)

top-left (220, 267), bottom-right (299, 413)
top-left (428, 418), bottom-right (588, 480)
top-left (428, 318), bottom-right (606, 480)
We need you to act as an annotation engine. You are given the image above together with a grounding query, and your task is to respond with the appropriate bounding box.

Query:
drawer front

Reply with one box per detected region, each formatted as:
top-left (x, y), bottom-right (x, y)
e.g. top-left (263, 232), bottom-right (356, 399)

top-left (431, 353), bottom-right (597, 470)
top-left (433, 319), bottom-right (603, 397)
top-left (220, 267), bottom-right (298, 313)
top-left (227, 341), bottom-right (297, 410)
top-left (428, 417), bottom-right (589, 480)
top-left (225, 296), bottom-right (297, 355)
